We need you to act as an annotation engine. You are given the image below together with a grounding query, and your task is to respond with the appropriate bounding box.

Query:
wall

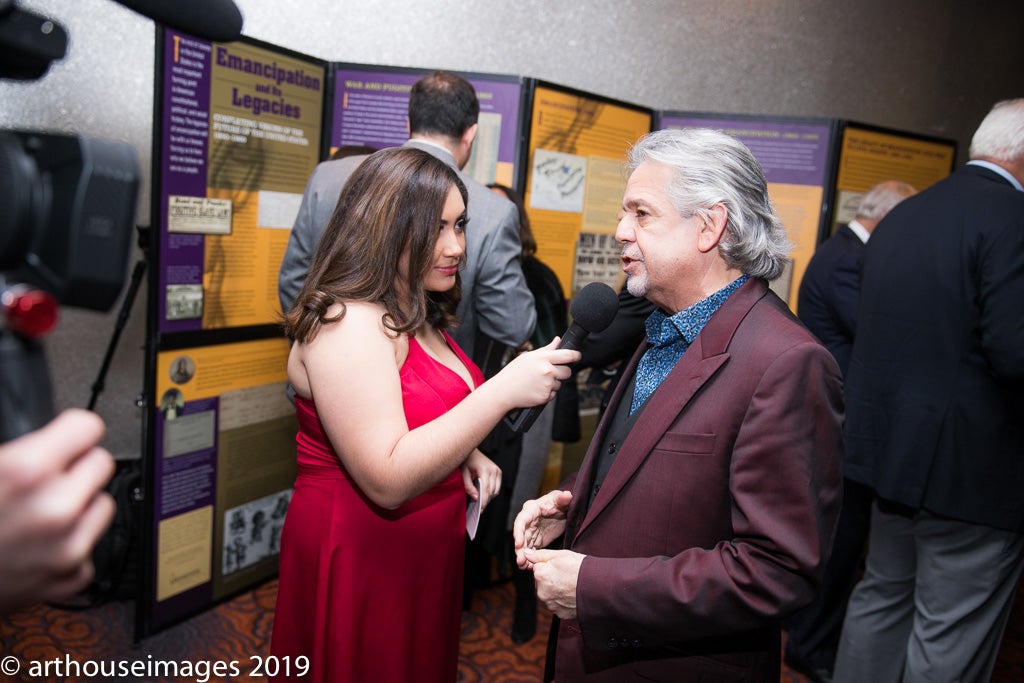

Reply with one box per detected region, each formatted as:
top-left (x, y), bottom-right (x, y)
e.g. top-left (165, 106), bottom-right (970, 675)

top-left (1, 0), bottom-right (1021, 458)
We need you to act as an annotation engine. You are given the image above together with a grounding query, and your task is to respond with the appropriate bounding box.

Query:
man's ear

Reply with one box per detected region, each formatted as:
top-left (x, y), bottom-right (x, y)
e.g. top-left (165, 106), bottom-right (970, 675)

top-left (462, 122), bottom-right (479, 148)
top-left (697, 204), bottom-right (728, 253)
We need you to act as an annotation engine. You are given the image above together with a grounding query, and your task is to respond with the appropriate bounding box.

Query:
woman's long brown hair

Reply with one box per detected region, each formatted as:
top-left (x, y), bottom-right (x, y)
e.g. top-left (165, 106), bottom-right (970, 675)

top-left (282, 147), bottom-right (468, 343)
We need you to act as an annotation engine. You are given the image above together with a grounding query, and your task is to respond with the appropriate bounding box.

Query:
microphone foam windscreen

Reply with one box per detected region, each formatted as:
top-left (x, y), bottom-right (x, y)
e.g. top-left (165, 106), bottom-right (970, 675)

top-left (569, 282), bottom-right (620, 333)
top-left (115, 0), bottom-right (244, 43)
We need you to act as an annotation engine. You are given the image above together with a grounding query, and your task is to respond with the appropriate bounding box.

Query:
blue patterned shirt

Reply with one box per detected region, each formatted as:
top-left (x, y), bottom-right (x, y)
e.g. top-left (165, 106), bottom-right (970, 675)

top-left (630, 275), bottom-right (749, 414)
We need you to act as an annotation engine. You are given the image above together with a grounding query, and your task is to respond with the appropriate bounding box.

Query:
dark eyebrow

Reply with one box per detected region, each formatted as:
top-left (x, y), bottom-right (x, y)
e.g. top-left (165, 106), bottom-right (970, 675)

top-left (442, 210), bottom-right (468, 224)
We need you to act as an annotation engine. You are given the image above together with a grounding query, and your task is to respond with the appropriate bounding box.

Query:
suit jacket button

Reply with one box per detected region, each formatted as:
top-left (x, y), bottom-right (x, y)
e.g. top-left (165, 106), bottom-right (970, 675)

top-left (633, 639), bottom-right (642, 648)
top-left (607, 638), bottom-right (618, 648)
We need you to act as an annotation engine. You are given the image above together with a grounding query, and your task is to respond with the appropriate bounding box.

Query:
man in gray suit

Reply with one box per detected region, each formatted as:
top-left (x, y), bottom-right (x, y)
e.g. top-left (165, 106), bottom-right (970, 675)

top-left (278, 70), bottom-right (535, 360)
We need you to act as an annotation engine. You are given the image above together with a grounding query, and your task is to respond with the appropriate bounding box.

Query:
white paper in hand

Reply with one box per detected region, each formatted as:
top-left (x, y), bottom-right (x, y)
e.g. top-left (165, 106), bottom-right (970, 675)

top-left (466, 477), bottom-right (482, 539)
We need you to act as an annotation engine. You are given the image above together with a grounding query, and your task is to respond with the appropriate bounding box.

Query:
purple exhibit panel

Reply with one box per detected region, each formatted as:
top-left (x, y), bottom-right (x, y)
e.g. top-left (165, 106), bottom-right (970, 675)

top-left (659, 115), bottom-right (832, 187)
top-left (150, 397), bottom-right (220, 626)
top-left (331, 67), bottom-right (522, 167)
top-left (159, 30), bottom-right (213, 334)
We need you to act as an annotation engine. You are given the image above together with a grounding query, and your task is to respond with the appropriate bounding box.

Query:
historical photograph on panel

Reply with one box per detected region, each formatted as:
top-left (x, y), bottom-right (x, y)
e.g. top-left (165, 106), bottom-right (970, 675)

top-left (222, 489), bottom-right (293, 575)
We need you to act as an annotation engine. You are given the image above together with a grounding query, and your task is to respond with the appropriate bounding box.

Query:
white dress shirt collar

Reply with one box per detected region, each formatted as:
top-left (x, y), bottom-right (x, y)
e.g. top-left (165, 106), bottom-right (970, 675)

top-left (967, 160), bottom-right (1024, 192)
top-left (848, 219), bottom-right (871, 244)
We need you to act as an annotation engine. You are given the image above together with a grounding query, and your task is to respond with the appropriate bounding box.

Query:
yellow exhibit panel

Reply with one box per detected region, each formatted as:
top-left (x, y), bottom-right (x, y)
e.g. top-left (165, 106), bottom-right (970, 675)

top-left (833, 126), bottom-right (955, 234)
top-left (525, 85), bottom-right (652, 296)
top-left (837, 127), bottom-right (955, 193)
top-left (157, 506), bottom-right (214, 601)
top-left (160, 34), bottom-right (326, 336)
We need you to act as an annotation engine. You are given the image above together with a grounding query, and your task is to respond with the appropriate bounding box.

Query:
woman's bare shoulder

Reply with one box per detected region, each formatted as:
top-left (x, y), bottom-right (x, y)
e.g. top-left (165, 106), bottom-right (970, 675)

top-left (290, 300), bottom-right (406, 398)
top-left (326, 300), bottom-right (402, 339)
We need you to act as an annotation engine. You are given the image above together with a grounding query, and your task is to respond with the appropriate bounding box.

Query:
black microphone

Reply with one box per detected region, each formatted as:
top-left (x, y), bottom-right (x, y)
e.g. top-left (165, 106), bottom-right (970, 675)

top-left (507, 281), bottom-right (619, 433)
top-left (114, 0), bottom-right (244, 43)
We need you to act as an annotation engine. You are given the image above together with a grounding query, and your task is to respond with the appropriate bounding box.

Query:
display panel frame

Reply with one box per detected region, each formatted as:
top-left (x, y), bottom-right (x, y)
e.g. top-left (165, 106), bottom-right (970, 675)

top-left (656, 111), bottom-right (839, 307)
top-left (328, 63), bottom-right (528, 188)
top-left (140, 29), bottom-right (326, 639)
top-left (520, 79), bottom-right (654, 298)
top-left (831, 120), bottom-right (956, 235)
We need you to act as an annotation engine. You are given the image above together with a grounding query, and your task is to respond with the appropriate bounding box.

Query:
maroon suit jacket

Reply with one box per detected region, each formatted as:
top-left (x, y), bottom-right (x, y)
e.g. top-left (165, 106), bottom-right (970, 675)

top-left (552, 277), bottom-right (843, 682)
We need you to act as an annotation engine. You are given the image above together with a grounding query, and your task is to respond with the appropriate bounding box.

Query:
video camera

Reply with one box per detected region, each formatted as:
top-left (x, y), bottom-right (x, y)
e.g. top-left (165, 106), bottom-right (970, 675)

top-left (0, 0), bottom-right (243, 441)
top-left (0, 132), bottom-right (141, 311)
top-left (1, 1), bottom-right (142, 441)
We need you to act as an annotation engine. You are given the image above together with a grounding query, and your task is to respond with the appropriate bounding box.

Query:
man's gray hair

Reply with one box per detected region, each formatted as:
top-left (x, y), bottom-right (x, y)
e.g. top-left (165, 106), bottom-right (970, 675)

top-left (968, 98), bottom-right (1024, 164)
top-left (855, 180), bottom-right (917, 222)
top-left (627, 128), bottom-right (791, 280)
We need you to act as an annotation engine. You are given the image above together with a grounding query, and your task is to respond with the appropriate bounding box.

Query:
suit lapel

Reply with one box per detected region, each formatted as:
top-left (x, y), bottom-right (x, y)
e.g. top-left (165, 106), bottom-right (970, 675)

top-left (571, 278), bottom-right (768, 543)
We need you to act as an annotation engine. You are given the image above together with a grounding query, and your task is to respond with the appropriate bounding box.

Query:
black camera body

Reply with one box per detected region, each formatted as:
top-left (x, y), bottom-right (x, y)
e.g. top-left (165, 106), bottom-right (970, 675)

top-left (0, 131), bottom-right (141, 311)
top-left (0, 0), bottom-right (243, 440)
top-left (1, 3), bottom-right (142, 441)
top-left (0, 131), bottom-right (141, 442)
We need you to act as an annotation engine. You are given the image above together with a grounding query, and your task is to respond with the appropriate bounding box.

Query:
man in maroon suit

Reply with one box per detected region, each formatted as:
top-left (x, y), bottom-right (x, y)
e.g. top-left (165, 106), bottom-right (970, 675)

top-left (514, 127), bottom-right (843, 682)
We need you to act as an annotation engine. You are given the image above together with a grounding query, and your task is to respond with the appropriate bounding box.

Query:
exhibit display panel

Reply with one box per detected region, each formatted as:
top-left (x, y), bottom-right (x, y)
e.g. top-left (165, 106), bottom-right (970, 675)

top-left (330, 64), bottom-right (527, 188)
top-left (141, 29), bottom-right (325, 637)
top-left (521, 81), bottom-right (653, 297)
top-left (658, 113), bottom-right (837, 307)
top-left (831, 122), bottom-right (956, 234)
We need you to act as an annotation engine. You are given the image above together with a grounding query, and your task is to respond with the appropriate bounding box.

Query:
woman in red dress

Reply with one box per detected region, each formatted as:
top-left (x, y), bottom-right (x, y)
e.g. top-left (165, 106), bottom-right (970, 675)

top-left (270, 147), bottom-right (578, 683)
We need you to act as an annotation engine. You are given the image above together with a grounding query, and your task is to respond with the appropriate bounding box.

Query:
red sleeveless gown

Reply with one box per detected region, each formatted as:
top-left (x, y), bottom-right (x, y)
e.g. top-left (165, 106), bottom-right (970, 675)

top-left (270, 332), bottom-right (484, 682)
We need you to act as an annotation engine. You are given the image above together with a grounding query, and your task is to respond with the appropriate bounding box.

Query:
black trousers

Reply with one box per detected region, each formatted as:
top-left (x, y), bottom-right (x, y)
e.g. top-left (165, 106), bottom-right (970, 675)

top-left (784, 478), bottom-right (874, 672)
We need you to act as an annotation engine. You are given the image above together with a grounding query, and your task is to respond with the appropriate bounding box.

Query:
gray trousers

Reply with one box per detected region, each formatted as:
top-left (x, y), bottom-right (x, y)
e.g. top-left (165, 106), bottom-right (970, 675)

top-left (833, 500), bottom-right (1024, 683)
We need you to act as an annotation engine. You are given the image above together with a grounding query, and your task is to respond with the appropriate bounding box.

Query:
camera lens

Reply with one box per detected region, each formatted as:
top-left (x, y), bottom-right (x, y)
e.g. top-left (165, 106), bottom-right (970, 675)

top-left (0, 132), bottom-right (38, 271)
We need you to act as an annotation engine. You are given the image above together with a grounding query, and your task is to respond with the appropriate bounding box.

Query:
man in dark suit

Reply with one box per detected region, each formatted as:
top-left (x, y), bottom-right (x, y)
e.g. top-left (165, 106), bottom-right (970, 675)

top-left (513, 128), bottom-right (844, 682)
top-left (783, 179), bottom-right (916, 683)
top-left (833, 98), bottom-right (1024, 683)
top-left (796, 180), bottom-right (917, 376)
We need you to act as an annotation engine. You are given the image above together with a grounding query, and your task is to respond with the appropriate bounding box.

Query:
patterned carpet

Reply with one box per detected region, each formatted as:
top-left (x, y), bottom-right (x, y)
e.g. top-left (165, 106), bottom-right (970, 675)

top-left (0, 580), bottom-right (548, 683)
top-left (1, 578), bottom-right (1022, 682)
